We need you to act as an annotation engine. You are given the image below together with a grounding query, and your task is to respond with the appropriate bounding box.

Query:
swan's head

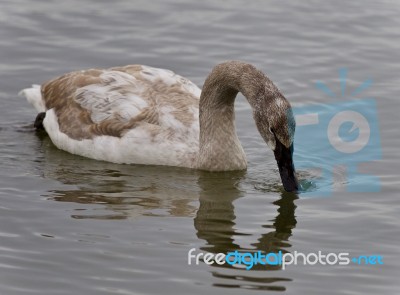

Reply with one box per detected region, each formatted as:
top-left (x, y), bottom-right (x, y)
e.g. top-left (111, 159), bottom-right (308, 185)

top-left (254, 93), bottom-right (299, 192)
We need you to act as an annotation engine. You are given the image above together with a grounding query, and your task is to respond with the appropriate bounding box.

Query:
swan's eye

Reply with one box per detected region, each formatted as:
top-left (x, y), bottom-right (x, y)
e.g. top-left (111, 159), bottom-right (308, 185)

top-left (269, 127), bottom-right (274, 134)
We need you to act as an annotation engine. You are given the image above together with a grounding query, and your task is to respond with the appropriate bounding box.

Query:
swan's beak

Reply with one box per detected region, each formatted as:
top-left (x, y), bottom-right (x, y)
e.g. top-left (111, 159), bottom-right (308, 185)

top-left (273, 141), bottom-right (299, 192)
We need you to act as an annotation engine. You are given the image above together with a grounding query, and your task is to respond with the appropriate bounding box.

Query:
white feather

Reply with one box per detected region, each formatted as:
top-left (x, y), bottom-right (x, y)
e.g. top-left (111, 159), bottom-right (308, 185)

top-left (43, 109), bottom-right (199, 167)
top-left (19, 84), bottom-right (46, 112)
top-left (75, 71), bottom-right (149, 123)
top-left (140, 65), bottom-right (201, 97)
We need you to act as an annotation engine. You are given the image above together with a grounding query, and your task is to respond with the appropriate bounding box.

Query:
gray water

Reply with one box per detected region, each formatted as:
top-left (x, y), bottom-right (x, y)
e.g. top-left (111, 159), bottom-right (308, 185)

top-left (1, 0), bottom-right (399, 294)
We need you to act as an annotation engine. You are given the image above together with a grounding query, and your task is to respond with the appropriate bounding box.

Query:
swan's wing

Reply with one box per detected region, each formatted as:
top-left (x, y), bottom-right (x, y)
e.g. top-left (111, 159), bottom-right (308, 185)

top-left (41, 65), bottom-right (201, 140)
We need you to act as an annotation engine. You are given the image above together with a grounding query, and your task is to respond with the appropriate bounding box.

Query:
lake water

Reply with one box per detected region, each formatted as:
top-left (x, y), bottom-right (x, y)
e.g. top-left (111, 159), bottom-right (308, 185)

top-left (0, 0), bottom-right (399, 294)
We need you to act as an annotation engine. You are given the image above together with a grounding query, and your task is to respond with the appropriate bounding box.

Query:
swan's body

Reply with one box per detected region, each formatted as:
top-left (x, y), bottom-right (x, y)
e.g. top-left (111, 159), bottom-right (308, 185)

top-left (20, 61), bottom-right (299, 191)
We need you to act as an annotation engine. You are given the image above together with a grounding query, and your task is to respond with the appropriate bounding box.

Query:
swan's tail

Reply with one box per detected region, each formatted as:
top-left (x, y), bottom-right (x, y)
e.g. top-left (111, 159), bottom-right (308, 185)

top-left (18, 84), bottom-right (46, 113)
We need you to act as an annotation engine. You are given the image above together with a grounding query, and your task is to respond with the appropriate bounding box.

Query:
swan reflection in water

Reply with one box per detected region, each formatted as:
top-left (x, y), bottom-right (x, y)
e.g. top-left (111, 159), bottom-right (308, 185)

top-left (194, 171), bottom-right (297, 291)
top-left (38, 135), bottom-right (297, 291)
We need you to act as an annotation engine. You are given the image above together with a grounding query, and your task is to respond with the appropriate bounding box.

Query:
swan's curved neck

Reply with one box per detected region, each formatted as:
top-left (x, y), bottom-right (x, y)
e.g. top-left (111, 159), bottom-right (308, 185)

top-left (197, 61), bottom-right (277, 171)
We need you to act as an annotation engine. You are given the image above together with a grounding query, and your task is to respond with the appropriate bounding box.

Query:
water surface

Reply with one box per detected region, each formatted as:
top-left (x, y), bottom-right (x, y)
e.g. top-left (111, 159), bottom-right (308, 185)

top-left (0, 1), bottom-right (399, 294)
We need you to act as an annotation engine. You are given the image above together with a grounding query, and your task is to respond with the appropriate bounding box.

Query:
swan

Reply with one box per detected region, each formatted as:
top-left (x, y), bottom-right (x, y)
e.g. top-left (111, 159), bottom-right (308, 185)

top-left (20, 61), bottom-right (299, 192)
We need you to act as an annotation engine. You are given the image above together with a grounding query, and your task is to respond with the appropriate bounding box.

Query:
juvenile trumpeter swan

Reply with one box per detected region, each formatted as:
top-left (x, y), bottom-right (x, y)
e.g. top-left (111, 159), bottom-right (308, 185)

top-left (20, 61), bottom-right (299, 192)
